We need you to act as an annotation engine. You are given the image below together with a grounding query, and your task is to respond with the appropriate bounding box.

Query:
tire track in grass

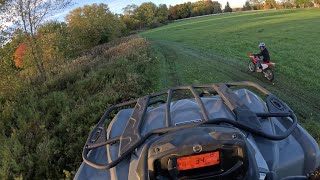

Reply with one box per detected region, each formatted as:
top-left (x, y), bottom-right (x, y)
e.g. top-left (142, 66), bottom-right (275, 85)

top-left (153, 40), bottom-right (262, 83)
top-left (155, 42), bottom-right (181, 87)
top-left (181, 42), bottom-right (320, 117)
top-left (152, 40), bottom-right (319, 123)
top-left (227, 52), bottom-right (316, 119)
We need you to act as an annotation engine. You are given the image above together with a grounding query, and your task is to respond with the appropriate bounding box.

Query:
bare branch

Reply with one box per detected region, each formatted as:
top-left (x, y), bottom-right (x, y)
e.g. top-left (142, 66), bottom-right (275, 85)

top-left (0, 0), bottom-right (71, 35)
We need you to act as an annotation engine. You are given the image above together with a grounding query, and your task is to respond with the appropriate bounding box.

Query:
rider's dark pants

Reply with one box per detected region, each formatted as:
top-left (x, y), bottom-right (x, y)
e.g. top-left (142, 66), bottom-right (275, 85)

top-left (256, 59), bottom-right (263, 69)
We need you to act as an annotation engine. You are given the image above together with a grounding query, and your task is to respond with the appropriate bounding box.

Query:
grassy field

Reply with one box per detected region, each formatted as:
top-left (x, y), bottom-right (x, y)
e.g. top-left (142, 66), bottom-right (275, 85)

top-left (141, 9), bottom-right (320, 143)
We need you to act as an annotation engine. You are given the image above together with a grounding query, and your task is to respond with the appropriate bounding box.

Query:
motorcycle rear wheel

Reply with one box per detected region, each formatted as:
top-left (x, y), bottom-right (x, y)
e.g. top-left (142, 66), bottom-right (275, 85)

top-left (264, 68), bottom-right (274, 81)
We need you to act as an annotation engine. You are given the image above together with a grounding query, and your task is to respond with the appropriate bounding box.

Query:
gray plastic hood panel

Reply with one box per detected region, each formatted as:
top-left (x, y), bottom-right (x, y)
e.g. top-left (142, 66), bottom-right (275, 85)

top-left (75, 89), bottom-right (320, 180)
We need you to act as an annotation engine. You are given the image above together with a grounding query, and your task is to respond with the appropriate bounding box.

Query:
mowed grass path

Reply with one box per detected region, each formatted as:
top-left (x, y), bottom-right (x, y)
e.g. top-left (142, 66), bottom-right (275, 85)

top-left (141, 9), bottom-right (320, 142)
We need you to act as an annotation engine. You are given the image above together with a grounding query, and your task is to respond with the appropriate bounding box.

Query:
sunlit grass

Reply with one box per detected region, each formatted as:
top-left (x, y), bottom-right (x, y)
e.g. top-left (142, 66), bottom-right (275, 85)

top-left (141, 8), bottom-right (320, 144)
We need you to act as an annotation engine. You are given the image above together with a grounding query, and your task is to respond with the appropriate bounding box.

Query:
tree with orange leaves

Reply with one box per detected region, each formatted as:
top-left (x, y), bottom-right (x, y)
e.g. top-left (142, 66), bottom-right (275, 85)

top-left (14, 42), bottom-right (27, 68)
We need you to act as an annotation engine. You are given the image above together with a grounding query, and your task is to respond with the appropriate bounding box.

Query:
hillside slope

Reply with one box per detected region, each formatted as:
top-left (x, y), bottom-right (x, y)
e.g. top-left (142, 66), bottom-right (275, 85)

top-left (141, 9), bottom-right (320, 143)
top-left (0, 36), bottom-right (160, 179)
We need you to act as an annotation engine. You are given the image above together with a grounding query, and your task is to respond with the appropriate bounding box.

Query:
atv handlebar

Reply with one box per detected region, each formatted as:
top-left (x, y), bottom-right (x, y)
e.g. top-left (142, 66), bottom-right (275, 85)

top-left (82, 81), bottom-right (298, 170)
top-left (82, 113), bottom-right (298, 170)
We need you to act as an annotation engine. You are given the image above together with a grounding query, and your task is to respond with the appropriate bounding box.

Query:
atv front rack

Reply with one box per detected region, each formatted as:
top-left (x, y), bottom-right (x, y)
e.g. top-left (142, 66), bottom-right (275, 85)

top-left (82, 81), bottom-right (297, 170)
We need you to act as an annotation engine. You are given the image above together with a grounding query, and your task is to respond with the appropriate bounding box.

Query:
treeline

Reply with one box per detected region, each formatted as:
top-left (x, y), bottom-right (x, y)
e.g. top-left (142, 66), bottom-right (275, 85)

top-left (120, 1), bottom-right (234, 28)
top-left (242, 0), bottom-right (320, 11)
top-left (123, 0), bottom-right (320, 25)
top-left (120, 0), bottom-right (222, 31)
top-left (168, 1), bottom-right (224, 20)
top-left (120, 3), bottom-right (169, 30)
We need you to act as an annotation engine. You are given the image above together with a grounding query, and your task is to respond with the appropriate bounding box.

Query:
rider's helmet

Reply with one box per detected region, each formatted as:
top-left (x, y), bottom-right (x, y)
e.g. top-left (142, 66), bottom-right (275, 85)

top-left (258, 42), bottom-right (266, 49)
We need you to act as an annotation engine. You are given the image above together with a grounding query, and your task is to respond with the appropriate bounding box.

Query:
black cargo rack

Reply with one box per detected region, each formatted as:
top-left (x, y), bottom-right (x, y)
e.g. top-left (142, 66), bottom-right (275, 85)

top-left (82, 81), bottom-right (297, 170)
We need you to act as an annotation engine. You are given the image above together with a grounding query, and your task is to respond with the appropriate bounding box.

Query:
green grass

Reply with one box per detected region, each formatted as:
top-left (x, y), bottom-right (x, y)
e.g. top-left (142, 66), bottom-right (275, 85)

top-left (141, 8), bottom-right (320, 143)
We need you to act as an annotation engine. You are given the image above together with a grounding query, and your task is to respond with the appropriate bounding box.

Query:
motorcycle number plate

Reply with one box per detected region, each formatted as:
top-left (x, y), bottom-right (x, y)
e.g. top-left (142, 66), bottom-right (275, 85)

top-left (177, 151), bottom-right (220, 171)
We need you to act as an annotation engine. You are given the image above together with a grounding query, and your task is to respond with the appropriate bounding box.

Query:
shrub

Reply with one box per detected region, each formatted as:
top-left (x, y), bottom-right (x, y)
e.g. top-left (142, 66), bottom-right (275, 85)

top-left (0, 36), bottom-right (158, 179)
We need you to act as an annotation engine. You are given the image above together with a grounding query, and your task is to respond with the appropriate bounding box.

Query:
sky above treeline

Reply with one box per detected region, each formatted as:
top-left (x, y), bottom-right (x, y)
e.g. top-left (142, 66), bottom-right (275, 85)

top-left (52, 0), bottom-right (247, 21)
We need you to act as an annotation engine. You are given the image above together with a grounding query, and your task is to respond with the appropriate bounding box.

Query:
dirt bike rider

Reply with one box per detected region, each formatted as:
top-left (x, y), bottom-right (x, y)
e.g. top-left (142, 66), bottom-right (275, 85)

top-left (254, 43), bottom-right (270, 73)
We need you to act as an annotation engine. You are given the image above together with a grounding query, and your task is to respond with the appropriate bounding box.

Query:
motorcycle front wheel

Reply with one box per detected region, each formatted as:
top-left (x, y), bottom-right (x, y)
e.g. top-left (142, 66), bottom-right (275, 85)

top-left (248, 61), bottom-right (255, 72)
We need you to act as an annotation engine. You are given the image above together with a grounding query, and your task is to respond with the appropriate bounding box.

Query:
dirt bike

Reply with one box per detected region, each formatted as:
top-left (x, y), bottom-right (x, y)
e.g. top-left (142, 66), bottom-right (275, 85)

top-left (76, 82), bottom-right (320, 180)
top-left (248, 53), bottom-right (275, 81)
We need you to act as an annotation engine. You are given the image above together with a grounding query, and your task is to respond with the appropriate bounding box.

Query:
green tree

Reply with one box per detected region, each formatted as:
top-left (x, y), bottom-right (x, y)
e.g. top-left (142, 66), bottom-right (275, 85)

top-left (243, 1), bottom-right (253, 10)
top-left (157, 4), bottom-right (169, 24)
top-left (66, 3), bottom-right (125, 53)
top-left (0, 0), bottom-right (6, 6)
top-left (120, 14), bottom-right (141, 31)
top-left (134, 2), bottom-right (158, 27)
top-left (37, 21), bottom-right (71, 65)
top-left (121, 4), bottom-right (140, 31)
top-left (176, 3), bottom-right (191, 19)
top-left (123, 4), bottom-right (138, 16)
top-left (168, 5), bottom-right (179, 20)
top-left (224, 1), bottom-right (233, 12)
top-left (122, 3), bottom-right (168, 29)
top-left (265, 0), bottom-right (277, 8)
top-left (168, 0), bottom-right (222, 20)
top-left (295, 0), bottom-right (313, 7)
top-left (249, 0), bottom-right (264, 9)
top-left (212, 1), bottom-right (222, 13)
top-left (191, 1), bottom-right (206, 16)
top-left (204, 0), bottom-right (214, 14)
top-left (191, 6), bottom-right (201, 16)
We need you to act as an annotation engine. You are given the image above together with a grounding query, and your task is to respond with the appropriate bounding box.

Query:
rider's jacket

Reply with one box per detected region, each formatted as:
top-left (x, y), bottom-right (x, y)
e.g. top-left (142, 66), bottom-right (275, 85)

top-left (255, 48), bottom-right (270, 63)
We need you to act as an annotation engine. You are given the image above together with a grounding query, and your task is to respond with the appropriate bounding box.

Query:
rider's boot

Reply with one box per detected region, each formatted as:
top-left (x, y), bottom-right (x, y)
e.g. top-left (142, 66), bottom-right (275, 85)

top-left (256, 68), bottom-right (262, 73)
